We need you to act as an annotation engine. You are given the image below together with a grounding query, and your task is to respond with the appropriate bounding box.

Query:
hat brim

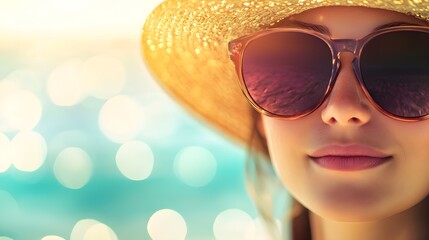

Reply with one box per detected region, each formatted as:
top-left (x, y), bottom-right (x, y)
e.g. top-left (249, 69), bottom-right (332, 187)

top-left (142, 0), bottom-right (429, 146)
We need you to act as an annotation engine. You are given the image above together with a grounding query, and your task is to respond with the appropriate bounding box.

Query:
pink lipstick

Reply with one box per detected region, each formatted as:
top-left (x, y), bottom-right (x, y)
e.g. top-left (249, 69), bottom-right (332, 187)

top-left (309, 145), bottom-right (392, 171)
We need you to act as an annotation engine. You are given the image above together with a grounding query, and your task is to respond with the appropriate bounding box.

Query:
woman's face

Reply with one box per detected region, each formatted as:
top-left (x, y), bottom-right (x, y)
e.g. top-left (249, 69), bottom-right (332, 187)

top-left (261, 6), bottom-right (429, 221)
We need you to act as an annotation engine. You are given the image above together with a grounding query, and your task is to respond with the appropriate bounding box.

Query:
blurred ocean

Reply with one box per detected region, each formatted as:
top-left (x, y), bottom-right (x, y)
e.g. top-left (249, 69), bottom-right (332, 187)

top-left (0, 1), bottom-right (261, 239)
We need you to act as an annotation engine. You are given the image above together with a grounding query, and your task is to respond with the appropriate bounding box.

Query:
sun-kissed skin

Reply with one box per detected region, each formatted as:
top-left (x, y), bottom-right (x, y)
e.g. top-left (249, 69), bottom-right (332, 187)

top-left (258, 6), bottom-right (429, 240)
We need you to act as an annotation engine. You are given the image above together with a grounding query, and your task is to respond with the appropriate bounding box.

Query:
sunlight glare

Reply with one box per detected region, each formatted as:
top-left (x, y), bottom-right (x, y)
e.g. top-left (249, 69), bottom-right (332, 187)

top-left (41, 236), bottom-right (65, 240)
top-left (99, 95), bottom-right (143, 143)
top-left (10, 131), bottom-right (47, 172)
top-left (213, 209), bottom-right (255, 240)
top-left (83, 223), bottom-right (117, 240)
top-left (0, 82), bottom-right (42, 132)
top-left (83, 55), bottom-right (125, 100)
top-left (115, 140), bottom-right (154, 181)
top-left (174, 146), bottom-right (217, 187)
top-left (47, 59), bottom-right (86, 106)
top-left (54, 147), bottom-right (93, 189)
top-left (147, 209), bottom-right (187, 240)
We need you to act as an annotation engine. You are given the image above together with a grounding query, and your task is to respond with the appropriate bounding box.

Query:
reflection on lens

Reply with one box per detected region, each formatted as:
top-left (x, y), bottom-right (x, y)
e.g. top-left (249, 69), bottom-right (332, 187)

top-left (242, 32), bottom-right (332, 117)
top-left (361, 30), bottom-right (429, 118)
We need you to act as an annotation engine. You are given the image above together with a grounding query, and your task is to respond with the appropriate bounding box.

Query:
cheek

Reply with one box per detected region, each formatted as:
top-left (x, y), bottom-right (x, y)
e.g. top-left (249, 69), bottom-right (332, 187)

top-left (388, 122), bottom-right (429, 201)
top-left (261, 116), bottom-right (312, 199)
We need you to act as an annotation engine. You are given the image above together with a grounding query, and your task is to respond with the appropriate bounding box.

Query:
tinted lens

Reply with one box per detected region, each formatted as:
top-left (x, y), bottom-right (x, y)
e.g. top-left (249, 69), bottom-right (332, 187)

top-left (242, 32), bottom-right (333, 117)
top-left (361, 30), bottom-right (429, 118)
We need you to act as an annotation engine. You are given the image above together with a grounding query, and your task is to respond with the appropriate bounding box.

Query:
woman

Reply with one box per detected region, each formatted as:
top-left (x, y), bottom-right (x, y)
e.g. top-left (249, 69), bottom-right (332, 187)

top-left (142, 1), bottom-right (429, 239)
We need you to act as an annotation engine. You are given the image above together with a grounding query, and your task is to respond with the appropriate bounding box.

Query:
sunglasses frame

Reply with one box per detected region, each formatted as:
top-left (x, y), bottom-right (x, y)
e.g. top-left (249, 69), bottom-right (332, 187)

top-left (228, 25), bottom-right (429, 121)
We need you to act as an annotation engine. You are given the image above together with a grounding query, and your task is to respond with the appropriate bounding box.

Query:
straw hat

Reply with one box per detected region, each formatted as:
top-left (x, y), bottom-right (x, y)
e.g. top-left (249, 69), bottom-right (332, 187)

top-left (141, 0), bottom-right (429, 146)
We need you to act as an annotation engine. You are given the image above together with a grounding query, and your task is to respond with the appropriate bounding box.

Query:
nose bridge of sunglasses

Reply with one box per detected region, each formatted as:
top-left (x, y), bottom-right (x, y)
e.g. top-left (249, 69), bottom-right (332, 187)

top-left (333, 39), bottom-right (358, 56)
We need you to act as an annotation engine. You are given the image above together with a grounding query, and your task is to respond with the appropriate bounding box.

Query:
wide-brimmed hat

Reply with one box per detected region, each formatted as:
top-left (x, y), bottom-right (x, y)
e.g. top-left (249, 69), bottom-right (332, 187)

top-left (142, 0), bottom-right (429, 146)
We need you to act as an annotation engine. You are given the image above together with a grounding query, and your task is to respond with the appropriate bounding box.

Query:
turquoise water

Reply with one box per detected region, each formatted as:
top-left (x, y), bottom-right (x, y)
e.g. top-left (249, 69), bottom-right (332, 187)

top-left (0, 36), bottom-right (259, 239)
top-left (0, 1), bottom-right (281, 238)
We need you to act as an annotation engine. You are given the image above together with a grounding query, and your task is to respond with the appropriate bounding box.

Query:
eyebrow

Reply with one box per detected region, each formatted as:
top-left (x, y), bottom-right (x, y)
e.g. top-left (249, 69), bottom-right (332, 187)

top-left (273, 20), bottom-right (331, 35)
top-left (372, 21), bottom-right (424, 31)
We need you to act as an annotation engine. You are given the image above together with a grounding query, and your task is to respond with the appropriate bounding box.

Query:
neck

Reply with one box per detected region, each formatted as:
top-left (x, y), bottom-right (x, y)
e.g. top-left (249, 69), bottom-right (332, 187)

top-left (309, 196), bottom-right (429, 240)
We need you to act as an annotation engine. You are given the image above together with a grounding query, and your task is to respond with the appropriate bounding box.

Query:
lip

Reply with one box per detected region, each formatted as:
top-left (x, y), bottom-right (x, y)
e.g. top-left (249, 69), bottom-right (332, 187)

top-left (309, 145), bottom-right (392, 171)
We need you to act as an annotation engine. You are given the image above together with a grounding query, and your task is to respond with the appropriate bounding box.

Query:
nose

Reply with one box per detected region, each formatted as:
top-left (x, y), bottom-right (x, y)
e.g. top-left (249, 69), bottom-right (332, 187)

top-left (321, 52), bottom-right (371, 127)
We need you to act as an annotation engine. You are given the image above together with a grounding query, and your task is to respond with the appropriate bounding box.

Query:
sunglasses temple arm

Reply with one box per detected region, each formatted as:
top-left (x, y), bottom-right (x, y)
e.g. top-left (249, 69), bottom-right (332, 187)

top-left (228, 42), bottom-right (243, 75)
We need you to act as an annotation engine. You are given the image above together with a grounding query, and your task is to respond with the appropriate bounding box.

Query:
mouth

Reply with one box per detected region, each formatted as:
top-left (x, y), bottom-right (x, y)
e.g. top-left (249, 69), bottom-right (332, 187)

top-left (309, 145), bottom-right (392, 171)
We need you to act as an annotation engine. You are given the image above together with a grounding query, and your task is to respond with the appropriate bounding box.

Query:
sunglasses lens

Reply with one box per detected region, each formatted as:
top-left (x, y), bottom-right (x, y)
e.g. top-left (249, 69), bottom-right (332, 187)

top-left (361, 30), bottom-right (429, 118)
top-left (242, 32), bottom-right (332, 117)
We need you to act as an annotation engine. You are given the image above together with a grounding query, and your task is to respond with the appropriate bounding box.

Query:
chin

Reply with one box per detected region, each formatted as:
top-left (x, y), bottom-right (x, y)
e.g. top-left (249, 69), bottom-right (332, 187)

top-left (310, 205), bottom-right (391, 222)
top-left (305, 195), bottom-right (417, 223)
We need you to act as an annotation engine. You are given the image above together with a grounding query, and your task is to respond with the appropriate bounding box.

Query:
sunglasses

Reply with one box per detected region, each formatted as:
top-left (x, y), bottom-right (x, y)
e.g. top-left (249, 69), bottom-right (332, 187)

top-left (228, 25), bottom-right (429, 121)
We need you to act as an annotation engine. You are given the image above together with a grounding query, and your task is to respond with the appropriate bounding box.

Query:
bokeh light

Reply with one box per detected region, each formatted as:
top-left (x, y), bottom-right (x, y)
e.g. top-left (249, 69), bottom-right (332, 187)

top-left (83, 55), bottom-right (126, 99)
top-left (147, 209), bottom-right (187, 240)
top-left (0, 132), bottom-right (11, 173)
top-left (53, 147), bottom-right (93, 189)
top-left (83, 223), bottom-right (118, 240)
top-left (70, 219), bottom-right (99, 240)
top-left (0, 0), bottom-right (256, 238)
top-left (41, 236), bottom-right (65, 240)
top-left (174, 146), bottom-right (217, 187)
top-left (213, 209), bottom-right (255, 240)
top-left (10, 131), bottom-right (47, 172)
top-left (99, 95), bottom-right (144, 143)
top-left (115, 140), bottom-right (154, 181)
top-left (0, 81), bottom-right (42, 132)
top-left (253, 217), bottom-right (282, 240)
top-left (140, 100), bottom-right (179, 139)
top-left (47, 59), bottom-right (86, 106)
top-left (3, 69), bottom-right (42, 93)
top-left (71, 219), bottom-right (117, 240)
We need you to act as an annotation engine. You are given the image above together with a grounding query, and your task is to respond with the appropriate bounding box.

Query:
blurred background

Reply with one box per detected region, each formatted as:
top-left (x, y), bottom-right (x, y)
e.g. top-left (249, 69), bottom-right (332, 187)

top-left (0, 1), bottom-right (270, 239)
